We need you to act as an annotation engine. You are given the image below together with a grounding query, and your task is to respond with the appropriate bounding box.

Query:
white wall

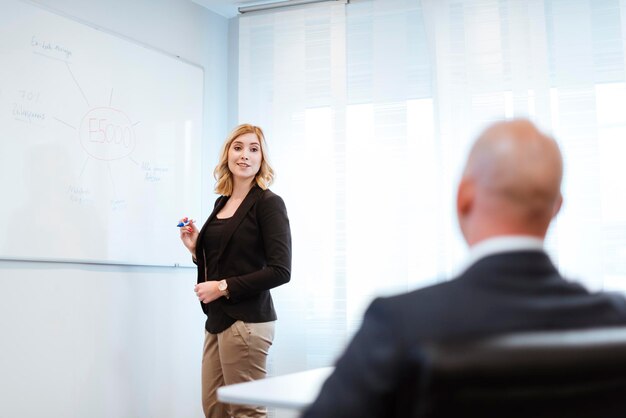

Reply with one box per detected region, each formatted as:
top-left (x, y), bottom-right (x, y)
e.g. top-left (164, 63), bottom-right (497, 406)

top-left (0, 1), bottom-right (229, 417)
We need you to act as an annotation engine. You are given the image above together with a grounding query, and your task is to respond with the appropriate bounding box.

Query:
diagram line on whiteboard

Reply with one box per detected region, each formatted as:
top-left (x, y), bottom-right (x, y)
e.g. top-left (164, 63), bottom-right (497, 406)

top-left (53, 116), bottom-right (76, 130)
top-left (128, 156), bottom-right (140, 166)
top-left (79, 156), bottom-right (89, 179)
top-left (132, 121), bottom-right (141, 126)
top-left (65, 62), bottom-right (90, 107)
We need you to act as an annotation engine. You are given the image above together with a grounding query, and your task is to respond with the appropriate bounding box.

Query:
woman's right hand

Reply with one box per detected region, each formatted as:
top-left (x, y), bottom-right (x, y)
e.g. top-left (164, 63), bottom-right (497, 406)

top-left (179, 217), bottom-right (199, 255)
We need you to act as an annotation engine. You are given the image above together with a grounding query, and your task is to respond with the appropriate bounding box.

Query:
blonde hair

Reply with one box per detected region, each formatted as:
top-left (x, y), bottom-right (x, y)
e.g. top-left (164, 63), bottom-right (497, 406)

top-left (214, 124), bottom-right (275, 196)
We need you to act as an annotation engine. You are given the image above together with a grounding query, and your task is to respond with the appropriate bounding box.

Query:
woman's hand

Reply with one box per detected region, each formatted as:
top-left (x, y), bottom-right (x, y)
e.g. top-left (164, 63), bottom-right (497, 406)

top-left (179, 217), bottom-right (199, 255)
top-left (194, 281), bottom-right (221, 304)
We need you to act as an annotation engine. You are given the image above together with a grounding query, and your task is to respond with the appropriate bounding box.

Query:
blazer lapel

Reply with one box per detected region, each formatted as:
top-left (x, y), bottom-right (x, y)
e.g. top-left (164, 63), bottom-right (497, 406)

top-left (216, 185), bottom-right (264, 258)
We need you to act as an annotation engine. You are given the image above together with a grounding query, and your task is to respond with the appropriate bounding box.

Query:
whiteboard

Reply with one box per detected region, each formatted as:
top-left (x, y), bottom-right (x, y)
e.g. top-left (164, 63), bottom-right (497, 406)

top-left (0, 0), bottom-right (203, 267)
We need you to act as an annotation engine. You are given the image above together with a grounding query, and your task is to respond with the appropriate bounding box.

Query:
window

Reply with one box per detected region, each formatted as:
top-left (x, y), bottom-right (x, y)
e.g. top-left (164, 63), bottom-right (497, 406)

top-left (237, 2), bottom-right (626, 406)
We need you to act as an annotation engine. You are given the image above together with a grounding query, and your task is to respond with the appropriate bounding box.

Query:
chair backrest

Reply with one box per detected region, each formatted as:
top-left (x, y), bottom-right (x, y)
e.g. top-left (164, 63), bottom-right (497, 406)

top-left (415, 327), bottom-right (626, 418)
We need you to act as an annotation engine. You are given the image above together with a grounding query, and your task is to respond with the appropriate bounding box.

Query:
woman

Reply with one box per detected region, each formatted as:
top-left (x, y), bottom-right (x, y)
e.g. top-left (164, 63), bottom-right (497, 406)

top-left (179, 123), bottom-right (291, 418)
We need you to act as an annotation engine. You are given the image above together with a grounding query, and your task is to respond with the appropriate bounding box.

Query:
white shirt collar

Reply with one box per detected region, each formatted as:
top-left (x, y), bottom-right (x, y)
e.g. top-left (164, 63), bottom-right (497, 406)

top-left (459, 235), bottom-right (545, 274)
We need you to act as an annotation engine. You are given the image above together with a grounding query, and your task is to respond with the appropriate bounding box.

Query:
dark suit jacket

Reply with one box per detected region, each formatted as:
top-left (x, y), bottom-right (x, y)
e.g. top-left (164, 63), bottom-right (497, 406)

top-left (302, 251), bottom-right (626, 418)
top-left (195, 185), bottom-right (291, 332)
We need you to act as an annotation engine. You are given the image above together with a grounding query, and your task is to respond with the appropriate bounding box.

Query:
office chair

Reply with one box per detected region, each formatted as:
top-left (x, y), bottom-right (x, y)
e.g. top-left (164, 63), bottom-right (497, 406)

top-left (415, 326), bottom-right (626, 418)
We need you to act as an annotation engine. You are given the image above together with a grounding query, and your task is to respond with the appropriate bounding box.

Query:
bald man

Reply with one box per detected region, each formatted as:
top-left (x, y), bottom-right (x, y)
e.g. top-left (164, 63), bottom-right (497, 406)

top-left (302, 119), bottom-right (626, 418)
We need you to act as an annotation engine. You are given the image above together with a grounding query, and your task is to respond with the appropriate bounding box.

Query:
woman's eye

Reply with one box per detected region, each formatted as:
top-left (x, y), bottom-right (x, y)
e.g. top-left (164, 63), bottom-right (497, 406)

top-left (251, 147), bottom-right (259, 152)
top-left (233, 146), bottom-right (242, 151)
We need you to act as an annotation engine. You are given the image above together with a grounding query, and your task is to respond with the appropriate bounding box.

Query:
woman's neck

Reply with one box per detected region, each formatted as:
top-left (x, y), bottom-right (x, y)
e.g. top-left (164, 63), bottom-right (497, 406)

top-left (231, 179), bottom-right (254, 200)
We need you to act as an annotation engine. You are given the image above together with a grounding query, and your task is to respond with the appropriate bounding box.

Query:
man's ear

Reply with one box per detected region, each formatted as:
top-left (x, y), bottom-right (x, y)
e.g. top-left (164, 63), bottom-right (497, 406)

top-left (552, 192), bottom-right (563, 219)
top-left (457, 177), bottom-right (475, 218)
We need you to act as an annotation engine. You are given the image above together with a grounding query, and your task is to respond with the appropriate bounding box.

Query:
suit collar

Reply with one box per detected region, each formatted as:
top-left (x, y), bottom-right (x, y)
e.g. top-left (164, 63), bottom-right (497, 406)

top-left (460, 250), bottom-right (558, 283)
top-left (458, 235), bottom-right (545, 274)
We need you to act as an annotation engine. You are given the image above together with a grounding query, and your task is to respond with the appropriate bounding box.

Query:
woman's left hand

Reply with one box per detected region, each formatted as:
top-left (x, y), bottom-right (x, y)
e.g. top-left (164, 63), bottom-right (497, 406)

top-left (194, 281), bottom-right (221, 304)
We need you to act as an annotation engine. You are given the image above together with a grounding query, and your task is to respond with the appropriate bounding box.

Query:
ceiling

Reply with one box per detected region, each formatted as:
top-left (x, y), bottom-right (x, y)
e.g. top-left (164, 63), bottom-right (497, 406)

top-left (191, 0), bottom-right (286, 18)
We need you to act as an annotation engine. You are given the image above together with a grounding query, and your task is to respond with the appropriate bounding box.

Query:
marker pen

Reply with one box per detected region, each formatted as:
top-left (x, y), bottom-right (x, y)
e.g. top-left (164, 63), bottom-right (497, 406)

top-left (177, 218), bottom-right (190, 228)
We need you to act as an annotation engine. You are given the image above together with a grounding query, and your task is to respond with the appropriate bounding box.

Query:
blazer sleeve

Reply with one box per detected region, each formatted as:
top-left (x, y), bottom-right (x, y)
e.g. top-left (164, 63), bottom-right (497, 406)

top-left (302, 298), bottom-right (407, 418)
top-left (226, 192), bottom-right (292, 300)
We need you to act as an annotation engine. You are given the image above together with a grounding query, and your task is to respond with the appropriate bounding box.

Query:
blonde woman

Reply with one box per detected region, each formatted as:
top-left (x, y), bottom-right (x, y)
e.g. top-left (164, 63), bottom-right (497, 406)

top-left (179, 124), bottom-right (291, 418)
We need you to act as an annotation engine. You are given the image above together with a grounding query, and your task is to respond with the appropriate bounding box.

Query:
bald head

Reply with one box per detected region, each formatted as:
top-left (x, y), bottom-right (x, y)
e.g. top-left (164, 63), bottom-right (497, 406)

top-left (457, 119), bottom-right (563, 245)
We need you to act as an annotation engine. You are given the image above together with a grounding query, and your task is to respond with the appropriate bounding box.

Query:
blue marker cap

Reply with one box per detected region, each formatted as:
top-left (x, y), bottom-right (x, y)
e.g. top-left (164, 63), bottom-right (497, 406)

top-left (177, 219), bottom-right (190, 227)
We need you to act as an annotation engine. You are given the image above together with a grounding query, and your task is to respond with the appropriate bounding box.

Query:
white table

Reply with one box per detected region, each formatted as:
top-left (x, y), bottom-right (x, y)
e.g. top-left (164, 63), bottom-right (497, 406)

top-left (217, 367), bottom-right (334, 410)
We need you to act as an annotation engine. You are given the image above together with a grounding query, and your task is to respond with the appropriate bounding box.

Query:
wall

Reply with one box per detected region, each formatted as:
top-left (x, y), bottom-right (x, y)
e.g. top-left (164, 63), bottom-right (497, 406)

top-left (0, 0), bottom-right (229, 417)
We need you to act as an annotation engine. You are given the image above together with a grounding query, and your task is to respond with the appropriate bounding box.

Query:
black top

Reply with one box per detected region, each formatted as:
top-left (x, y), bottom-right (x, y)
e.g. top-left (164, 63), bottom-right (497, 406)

top-left (200, 216), bottom-right (235, 333)
top-left (302, 250), bottom-right (626, 418)
top-left (195, 185), bottom-right (291, 334)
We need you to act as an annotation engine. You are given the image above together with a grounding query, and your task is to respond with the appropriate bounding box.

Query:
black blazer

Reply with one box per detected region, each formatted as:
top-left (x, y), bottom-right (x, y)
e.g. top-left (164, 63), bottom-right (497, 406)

top-left (195, 185), bottom-right (291, 331)
top-left (302, 251), bottom-right (626, 418)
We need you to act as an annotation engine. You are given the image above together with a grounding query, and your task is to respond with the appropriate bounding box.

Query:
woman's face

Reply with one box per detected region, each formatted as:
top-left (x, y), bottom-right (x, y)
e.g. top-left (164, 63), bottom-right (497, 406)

top-left (228, 132), bottom-right (263, 185)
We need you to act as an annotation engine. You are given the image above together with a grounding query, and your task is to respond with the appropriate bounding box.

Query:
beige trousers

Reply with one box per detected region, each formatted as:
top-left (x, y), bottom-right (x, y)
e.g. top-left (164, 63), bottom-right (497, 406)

top-left (201, 320), bottom-right (275, 418)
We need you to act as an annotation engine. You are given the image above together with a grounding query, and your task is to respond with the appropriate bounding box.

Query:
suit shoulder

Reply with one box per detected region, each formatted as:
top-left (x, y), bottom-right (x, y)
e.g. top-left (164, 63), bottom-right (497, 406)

top-left (390, 279), bottom-right (457, 302)
top-left (259, 188), bottom-right (279, 200)
top-left (258, 189), bottom-right (286, 207)
top-left (370, 279), bottom-right (460, 317)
